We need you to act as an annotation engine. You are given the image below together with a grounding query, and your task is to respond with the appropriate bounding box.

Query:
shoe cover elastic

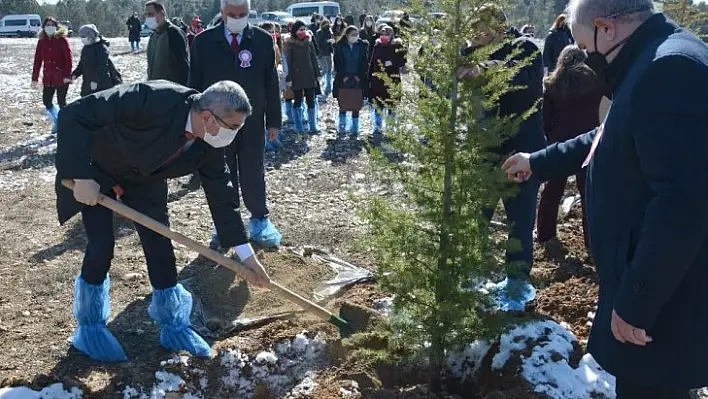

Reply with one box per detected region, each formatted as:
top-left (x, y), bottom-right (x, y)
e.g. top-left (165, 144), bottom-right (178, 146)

top-left (248, 217), bottom-right (282, 248)
top-left (72, 276), bottom-right (128, 362)
top-left (148, 284), bottom-right (212, 358)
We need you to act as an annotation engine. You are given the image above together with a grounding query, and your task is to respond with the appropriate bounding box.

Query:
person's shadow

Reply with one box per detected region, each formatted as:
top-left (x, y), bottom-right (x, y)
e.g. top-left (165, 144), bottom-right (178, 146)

top-left (320, 134), bottom-right (364, 165)
top-left (265, 128), bottom-right (312, 170)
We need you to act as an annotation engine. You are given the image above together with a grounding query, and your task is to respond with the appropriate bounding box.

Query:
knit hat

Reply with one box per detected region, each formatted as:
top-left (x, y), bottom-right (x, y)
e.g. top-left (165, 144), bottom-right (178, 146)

top-left (79, 24), bottom-right (99, 39)
top-left (290, 20), bottom-right (306, 36)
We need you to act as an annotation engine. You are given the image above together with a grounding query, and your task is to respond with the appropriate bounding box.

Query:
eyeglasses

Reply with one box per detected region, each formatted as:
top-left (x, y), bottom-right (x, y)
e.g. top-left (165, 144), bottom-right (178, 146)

top-left (212, 112), bottom-right (243, 131)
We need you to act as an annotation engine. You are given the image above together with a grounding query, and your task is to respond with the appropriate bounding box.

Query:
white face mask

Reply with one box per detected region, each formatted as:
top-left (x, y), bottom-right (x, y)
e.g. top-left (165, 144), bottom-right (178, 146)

top-left (347, 35), bottom-right (358, 44)
top-left (226, 16), bottom-right (248, 33)
top-left (44, 26), bottom-right (57, 36)
top-left (204, 127), bottom-right (238, 148)
top-left (81, 37), bottom-right (93, 45)
top-left (145, 17), bottom-right (158, 30)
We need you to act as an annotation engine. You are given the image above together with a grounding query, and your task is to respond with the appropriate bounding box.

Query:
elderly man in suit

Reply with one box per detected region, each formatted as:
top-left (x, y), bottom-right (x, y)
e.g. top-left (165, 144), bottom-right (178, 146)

top-left (503, 0), bottom-right (708, 396)
top-left (55, 80), bottom-right (270, 362)
top-left (189, 0), bottom-right (283, 250)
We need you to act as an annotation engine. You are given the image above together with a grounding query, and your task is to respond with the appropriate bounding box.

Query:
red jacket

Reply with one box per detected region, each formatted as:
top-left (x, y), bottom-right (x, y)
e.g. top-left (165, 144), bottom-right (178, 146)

top-left (32, 35), bottom-right (72, 87)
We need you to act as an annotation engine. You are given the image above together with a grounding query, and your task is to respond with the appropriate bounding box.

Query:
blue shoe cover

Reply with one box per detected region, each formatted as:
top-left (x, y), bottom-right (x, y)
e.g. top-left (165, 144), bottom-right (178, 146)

top-left (493, 278), bottom-right (536, 312)
top-left (293, 107), bottom-right (305, 133)
top-left (307, 108), bottom-right (319, 133)
top-left (338, 116), bottom-right (347, 134)
top-left (72, 276), bottom-right (128, 362)
top-left (47, 106), bottom-right (60, 133)
top-left (351, 117), bottom-right (360, 136)
top-left (148, 284), bottom-right (212, 358)
top-left (248, 217), bottom-right (282, 247)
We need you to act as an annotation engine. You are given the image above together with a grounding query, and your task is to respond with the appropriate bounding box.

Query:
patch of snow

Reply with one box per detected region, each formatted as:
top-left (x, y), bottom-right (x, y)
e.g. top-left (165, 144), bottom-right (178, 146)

top-left (220, 331), bottom-right (327, 398)
top-left (372, 297), bottom-right (394, 316)
top-left (122, 386), bottom-right (141, 399)
top-left (492, 320), bottom-right (615, 399)
top-left (447, 340), bottom-right (492, 380)
top-left (0, 383), bottom-right (83, 399)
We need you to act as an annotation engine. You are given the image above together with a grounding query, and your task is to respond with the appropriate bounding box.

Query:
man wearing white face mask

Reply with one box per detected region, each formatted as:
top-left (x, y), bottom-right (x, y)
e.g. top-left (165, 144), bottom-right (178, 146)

top-left (190, 0), bottom-right (283, 250)
top-left (55, 79), bottom-right (271, 363)
top-left (145, 0), bottom-right (189, 85)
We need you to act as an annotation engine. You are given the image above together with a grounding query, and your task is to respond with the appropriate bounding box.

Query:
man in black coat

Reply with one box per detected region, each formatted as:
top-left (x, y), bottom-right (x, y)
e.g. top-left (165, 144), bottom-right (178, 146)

top-left (126, 12), bottom-right (142, 53)
top-left (503, 4), bottom-right (708, 397)
top-left (55, 80), bottom-right (270, 362)
top-left (189, 0), bottom-right (282, 250)
top-left (459, 5), bottom-right (546, 312)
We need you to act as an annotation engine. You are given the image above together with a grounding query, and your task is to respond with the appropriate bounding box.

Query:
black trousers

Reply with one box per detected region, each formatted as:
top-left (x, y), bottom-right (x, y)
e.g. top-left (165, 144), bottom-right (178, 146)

top-left (80, 180), bottom-right (177, 289)
top-left (42, 85), bottom-right (69, 109)
top-left (225, 126), bottom-right (268, 218)
top-left (293, 88), bottom-right (316, 109)
top-left (615, 380), bottom-right (691, 399)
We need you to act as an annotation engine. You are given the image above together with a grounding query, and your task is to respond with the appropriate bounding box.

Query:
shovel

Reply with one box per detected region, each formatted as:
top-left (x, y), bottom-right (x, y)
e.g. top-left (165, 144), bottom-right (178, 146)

top-left (61, 180), bottom-right (360, 336)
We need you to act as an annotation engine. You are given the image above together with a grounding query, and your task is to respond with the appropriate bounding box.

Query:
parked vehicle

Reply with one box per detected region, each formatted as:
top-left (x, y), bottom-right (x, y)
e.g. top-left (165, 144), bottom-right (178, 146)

top-left (208, 10), bottom-right (262, 28)
top-left (375, 10), bottom-right (405, 29)
top-left (140, 24), bottom-right (153, 37)
top-left (261, 11), bottom-right (296, 28)
top-left (60, 20), bottom-right (73, 36)
top-left (286, 1), bottom-right (340, 23)
top-left (0, 14), bottom-right (42, 38)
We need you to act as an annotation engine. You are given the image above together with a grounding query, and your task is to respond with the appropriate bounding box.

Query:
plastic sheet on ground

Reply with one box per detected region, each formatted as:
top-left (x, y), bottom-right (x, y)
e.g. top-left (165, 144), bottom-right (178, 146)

top-left (288, 247), bottom-right (374, 301)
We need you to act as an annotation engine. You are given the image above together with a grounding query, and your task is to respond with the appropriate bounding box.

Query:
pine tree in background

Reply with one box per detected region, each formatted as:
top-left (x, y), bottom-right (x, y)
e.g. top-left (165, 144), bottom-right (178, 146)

top-left (661, 0), bottom-right (708, 37)
top-left (360, 0), bottom-right (537, 391)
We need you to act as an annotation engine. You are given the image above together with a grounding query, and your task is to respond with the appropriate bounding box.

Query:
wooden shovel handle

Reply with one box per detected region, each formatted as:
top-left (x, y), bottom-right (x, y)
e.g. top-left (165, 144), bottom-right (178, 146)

top-left (61, 179), bottom-right (344, 326)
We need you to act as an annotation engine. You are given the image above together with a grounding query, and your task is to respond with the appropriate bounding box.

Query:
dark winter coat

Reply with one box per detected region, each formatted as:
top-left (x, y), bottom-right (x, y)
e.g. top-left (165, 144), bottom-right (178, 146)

top-left (147, 20), bottom-right (189, 86)
top-left (189, 22), bottom-right (281, 133)
top-left (359, 26), bottom-right (376, 58)
top-left (55, 80), bottom-right (249, 247)
top-left (333, 38), bottom-right (369, 98)
top-left (127, 16), bottom-right (142, 42)
top-left (542, 82), bottom-right (604, 144)
top-left (72, 40), bottom-right (122, 97)
top-left (367, 38), bottom-right (406, 107)
top-left (529, 14), bottom-right (708, 389)
top-left (469, 35), bottom-right (546, 154)
top-left (315, 28), bottom-right (334, 56)
top-left (542, 26), bottom-right (574, 72)
top-left (32, 32), bottom-right (72, 87)
top-left (285, 34), bottom-right (320, 90)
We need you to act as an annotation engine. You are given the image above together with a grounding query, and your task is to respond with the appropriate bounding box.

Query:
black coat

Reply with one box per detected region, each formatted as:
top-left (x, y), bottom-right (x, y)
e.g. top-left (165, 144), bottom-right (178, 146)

top-left (315, 28), bottom-right (334, 56)
top-left (189, 22), bottom-right (281, 135)
top-left (471, 35), bottom-right (546, 154)
top-left (72, 40), bottom-right (121, 97)
top-left (127, 16), bottom-right (141, 41)
top-left (333, 38), bottom-right (369, 98)
top-left (529, 14), bottom-right (708, 389)
top-left (55, 80), bottom-right (248, 247)
top-left (542, 27), bottom-right (574, 72)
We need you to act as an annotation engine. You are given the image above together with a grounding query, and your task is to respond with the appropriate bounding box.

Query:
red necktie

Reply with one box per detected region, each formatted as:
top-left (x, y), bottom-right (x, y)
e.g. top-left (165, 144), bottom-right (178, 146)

top-left (231, 33), bottom-right (239, 53)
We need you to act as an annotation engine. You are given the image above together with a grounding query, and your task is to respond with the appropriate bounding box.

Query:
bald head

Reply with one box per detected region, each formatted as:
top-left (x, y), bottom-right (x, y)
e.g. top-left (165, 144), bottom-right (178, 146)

top-left (566, 0), bottom-right (655, 28)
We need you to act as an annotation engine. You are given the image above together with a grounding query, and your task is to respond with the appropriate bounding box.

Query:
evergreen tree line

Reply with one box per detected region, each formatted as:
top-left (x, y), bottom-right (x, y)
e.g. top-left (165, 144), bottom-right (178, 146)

top-left (0, 0), bottom-right (408, 37)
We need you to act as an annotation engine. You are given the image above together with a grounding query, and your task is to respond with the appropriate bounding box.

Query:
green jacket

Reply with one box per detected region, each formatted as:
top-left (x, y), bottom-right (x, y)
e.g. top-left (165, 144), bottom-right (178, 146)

top-left (147, 21), bottom-right (189, 85)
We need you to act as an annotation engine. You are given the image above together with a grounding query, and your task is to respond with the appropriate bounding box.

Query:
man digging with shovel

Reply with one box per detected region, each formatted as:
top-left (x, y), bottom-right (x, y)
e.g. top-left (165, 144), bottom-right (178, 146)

top-left (54, 79), bottom-right (271, 362)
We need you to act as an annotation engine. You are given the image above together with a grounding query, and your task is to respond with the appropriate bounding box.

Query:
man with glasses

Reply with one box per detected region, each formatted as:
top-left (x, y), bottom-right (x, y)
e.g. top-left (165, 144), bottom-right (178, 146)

top-left (55, 79), bottom-right (270, 362)
top-left (502, 0), bottom-right (708, 396)
top-left (190, 0), bottom-right (283, 250)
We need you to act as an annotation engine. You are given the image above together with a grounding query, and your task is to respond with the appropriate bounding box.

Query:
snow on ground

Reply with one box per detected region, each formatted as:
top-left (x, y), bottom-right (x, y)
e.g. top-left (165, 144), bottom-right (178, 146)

top-left (0, 383), bottom-right (83, 399)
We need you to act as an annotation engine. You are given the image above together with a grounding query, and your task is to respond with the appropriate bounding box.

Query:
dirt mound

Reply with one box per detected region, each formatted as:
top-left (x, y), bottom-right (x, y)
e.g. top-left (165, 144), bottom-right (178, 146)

top-left (532, 278), bottom-right (598, 343)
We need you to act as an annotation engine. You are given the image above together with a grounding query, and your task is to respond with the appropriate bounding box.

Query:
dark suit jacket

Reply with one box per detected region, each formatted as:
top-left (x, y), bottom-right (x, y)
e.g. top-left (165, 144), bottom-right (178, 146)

top-left (529, 14), bottom-right (708, 388)
top-left (54, 80), bottom-right (248, 247)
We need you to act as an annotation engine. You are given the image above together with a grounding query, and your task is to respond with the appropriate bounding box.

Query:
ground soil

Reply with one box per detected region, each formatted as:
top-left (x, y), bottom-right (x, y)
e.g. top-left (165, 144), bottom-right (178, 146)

top-left (0, 37), bottom-right (599, 398)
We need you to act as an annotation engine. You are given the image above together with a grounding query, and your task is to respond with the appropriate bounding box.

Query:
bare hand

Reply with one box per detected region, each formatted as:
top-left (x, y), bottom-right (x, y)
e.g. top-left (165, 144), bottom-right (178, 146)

top-left (267, 128), bottom-right (279, 142)
top-left (501, 153), bottom-right (532, 182)
top-left (457, 66), bottom-right (481, 80)
top-left (73, 179), bottom-right (101, 205)
top-left (241, 255), bottom-right (271, 287)
top-left (611, 310), bottom-right (652, 346)
top-left (30, 81), bottom-right (39, 90)
top-left (63, 77), bottom-right (72, 84)
top-left (90, 81), bottom-right (98, 90)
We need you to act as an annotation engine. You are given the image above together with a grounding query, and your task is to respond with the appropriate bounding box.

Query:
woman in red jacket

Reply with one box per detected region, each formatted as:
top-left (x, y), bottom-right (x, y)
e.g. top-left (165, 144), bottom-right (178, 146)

top-left (32, 17), bottom-right (72, 118)
top-left (536, 45), bottom-right (605, 251)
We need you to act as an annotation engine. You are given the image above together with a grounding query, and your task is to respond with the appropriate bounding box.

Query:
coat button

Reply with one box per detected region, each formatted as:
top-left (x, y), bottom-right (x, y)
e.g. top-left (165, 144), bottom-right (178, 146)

top-left (633, 281), bottom-right (644, 294)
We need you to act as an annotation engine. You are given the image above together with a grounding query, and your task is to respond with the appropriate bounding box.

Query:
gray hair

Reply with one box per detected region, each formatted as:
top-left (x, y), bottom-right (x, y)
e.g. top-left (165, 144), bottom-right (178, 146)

top-left (220, 0), bottom-right (250, 9)
top-left (566, 0), bottom-right (655, 27)
top-left (193, 81), bottom-right (252, 118)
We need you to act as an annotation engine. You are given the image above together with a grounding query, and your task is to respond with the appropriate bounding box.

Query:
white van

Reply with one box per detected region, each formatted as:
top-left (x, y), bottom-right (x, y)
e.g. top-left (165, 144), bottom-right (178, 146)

top-left (286, 2), bottom-right (340, 23)
top-left (0, 14), bottom-right (42, 38)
